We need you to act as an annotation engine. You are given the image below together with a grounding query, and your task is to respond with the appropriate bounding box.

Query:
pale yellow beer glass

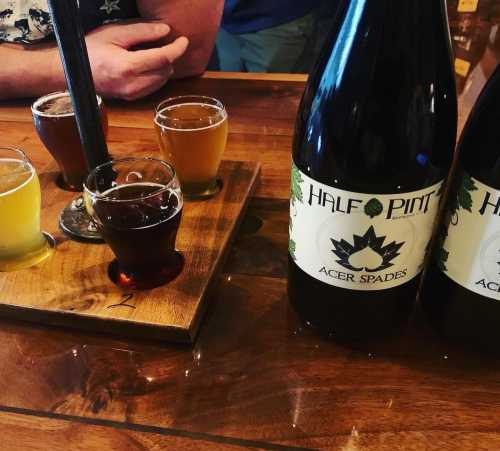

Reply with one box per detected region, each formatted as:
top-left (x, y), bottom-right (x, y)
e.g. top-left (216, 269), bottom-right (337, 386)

top-left (0, 147), bottom-right (52, 271)
top-left (154, 96), bottom-right (228, 198)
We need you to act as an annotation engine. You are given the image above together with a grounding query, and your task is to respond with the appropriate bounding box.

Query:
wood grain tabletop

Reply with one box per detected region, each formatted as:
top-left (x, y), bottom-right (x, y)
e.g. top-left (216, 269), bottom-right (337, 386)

top-left (0, 8), bottom-right (500, 449)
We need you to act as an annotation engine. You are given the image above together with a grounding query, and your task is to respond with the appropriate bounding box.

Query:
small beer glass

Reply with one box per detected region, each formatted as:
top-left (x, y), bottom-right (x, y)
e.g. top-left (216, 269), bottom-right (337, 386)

top-left (0, 147), bottom-right (53, 271)
top-left (154, 95), bottom-right (228, 198)
top-left (84, 157), bottom-right (183, 289)
top-left (31, 91), bottom-right (108, 192)
top-left (31, 91), bottom-right (109, 241)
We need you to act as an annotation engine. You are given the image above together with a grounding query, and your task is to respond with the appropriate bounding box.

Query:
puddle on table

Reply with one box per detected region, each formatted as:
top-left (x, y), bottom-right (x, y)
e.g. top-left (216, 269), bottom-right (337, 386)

top-left (1, 340), bottom-right (200, 415)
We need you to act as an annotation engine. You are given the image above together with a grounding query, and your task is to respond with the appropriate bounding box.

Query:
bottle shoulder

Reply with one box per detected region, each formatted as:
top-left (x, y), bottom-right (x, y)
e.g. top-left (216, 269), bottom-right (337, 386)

top-left (293, 0), bottom-right (457, 193)
top-left (456, 66), bottom-right (500, 188)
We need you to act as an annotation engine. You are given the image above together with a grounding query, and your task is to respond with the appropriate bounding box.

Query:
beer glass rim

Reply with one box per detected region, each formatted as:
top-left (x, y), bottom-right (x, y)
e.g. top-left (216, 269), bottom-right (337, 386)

top-left (31, 90), bottom-right (103, 118)
top-left (0, 146), bottom-right (35, 197)
top-left (84, 157), bottom-right (178, 203)
top-left (154, 95), bottom-right (226, 131)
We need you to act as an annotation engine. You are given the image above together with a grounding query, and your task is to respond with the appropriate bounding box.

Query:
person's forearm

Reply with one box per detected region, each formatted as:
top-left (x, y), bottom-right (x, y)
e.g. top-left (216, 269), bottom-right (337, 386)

top-left (169, 0), bottom-right (224, 78)
top-left (137, 0), bottom-right (224, 78)
top-left (0, 43), bottom-right (65, 100)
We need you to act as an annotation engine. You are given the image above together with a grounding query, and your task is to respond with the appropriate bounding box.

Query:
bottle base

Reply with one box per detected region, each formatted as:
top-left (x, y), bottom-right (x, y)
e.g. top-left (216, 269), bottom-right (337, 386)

top-left (289, 294), bottom-right (410, 343)
top-left (288, 257), bottom-right (415, 342)
top-left (421, 264), bottom-right (500, 354)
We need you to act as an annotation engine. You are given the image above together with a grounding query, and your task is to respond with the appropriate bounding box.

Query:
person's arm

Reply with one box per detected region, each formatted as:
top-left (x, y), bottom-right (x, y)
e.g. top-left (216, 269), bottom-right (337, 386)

top-left (0, 43), bottom-right (64, 98)
top-left (0, 22), bottom-right (188, 100)
top-left (136, 0), bottom-right (224, 78)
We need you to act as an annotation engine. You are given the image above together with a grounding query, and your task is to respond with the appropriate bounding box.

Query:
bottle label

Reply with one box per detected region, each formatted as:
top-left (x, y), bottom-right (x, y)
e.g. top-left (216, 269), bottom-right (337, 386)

top-left (457, 0), bottom-right (479, 13)
top-left (289, 164), bottom-right (443, 291)
top-left (436, 174), bottom-right (500, 301)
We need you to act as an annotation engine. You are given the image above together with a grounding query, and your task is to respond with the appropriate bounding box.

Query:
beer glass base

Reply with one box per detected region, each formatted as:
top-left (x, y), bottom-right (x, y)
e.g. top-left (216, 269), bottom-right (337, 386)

top-left (56, 173), bottom-right (83, 192)
top-left (0, 232), bottom-right (55, 272)
top-left (59, 196), bottom-right (104, 243)
top-left (108, 251), bottom-right (184, 290)
top-left (183, 177), bottom-right (223, 200)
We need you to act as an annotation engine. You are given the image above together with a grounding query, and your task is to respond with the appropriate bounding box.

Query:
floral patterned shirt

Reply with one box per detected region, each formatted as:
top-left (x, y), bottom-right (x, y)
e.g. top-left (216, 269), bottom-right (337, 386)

top-left (0, 0), bottom-right (138, 43)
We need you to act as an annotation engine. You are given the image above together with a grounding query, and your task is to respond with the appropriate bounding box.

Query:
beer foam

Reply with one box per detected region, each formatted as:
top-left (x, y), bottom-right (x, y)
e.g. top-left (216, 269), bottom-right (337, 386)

top-left (101, 182), bottom-right (165, 199)
top-left (99, 182), bottom-right (182, 208)
top-left (0, 158), bottom-right (34, 196)
top-left (32, 91), bottom-right (103, 118)
top-left (154, 102), bottom-right (227, 131)
top-left (40, 95), bottom-right (73, 115)
top-left (97, 182), bottom-right (183, 225)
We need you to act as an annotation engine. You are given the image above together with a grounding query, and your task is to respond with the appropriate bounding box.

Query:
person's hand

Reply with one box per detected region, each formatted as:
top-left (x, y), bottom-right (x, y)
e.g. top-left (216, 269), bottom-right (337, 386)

top-left (85, 22), bottom-right (189, 100)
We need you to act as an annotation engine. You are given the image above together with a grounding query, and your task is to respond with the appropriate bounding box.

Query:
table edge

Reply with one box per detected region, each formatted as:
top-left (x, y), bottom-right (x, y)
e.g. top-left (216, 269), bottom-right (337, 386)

top-left (201, 71), bottom-right (308, 82)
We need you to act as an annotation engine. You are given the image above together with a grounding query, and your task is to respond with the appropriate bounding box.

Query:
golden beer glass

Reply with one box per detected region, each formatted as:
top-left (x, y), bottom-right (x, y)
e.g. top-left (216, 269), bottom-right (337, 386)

top-left (154, 95), bottom-right (228, 198)
top-left (0, 147), bottom-right (52, 271)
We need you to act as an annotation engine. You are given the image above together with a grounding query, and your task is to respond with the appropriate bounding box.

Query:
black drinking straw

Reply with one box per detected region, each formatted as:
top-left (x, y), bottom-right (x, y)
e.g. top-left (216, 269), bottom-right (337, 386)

top-left (47, 0), bottom-right (110, 172)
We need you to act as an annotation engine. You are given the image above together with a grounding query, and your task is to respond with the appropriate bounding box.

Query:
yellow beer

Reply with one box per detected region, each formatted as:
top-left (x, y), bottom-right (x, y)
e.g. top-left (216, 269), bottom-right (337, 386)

top-left (0, 148), bottom-right (52, 271)
top-left (154, 96), bottom-right (228, 198)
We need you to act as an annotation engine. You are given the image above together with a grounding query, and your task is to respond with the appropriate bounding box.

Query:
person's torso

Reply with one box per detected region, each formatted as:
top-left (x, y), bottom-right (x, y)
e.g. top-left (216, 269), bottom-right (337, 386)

top-left (222, 0), bottom-right (323, 34)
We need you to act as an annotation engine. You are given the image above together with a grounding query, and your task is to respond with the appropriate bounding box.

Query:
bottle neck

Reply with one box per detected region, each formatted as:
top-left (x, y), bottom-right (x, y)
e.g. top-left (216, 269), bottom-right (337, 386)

top-left (460, 64), bottom-right (500, 176)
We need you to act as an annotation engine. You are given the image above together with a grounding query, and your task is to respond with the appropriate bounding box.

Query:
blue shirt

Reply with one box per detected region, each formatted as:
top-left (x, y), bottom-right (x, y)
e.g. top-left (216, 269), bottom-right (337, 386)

top-left (222, 0), bottom-right (323, 34)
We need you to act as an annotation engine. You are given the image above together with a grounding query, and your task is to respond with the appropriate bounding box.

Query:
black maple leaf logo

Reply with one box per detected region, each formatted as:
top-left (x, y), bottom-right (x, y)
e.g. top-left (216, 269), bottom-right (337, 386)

top-left (331, 226), bottom-right (405, 272)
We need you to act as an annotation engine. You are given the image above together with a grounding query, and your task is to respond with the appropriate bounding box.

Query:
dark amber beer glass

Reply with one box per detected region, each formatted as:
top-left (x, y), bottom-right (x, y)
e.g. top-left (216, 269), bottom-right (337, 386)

top-left (154, 96), bottom-right (228, 198)
top-left (32, 91), bottom-right (108, 191)
top-left (84, 157), bottom-right (183, 289)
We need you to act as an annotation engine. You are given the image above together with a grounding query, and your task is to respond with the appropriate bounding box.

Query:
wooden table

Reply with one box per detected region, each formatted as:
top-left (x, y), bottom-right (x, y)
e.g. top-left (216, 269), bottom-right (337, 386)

top-left (1, 24), bottom-right (500, 450)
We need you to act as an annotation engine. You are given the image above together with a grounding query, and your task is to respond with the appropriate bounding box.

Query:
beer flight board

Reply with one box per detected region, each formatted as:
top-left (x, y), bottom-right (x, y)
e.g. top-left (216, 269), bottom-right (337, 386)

top-left (0, 160), bottom-right (260, 344)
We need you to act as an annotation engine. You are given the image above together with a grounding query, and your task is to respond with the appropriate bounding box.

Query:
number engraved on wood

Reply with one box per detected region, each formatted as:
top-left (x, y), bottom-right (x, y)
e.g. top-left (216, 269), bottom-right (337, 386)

top-left (107, 293), bottom-right (136, 310)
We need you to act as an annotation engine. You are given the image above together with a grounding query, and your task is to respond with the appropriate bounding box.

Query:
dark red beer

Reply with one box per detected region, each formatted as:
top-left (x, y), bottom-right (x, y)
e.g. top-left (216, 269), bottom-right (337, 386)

top-left (32, 91), bottom-right (108, 191)
top-left (84, 158), bottom-right (183, 289)
top-left (95, 183), bottom-right (183, 288)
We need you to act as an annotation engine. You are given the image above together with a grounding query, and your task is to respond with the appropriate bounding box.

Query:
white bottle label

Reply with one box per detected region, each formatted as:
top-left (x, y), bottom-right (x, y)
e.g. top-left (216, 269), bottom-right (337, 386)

top-left (289, 164), bottom-right (443, 291)
top-left (437, 174), bottom-right (500, 301)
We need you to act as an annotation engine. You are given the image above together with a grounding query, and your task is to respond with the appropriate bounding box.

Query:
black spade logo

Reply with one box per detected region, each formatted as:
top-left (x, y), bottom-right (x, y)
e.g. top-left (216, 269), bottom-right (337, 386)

top-left (331, 226), bottom-right (405, 272)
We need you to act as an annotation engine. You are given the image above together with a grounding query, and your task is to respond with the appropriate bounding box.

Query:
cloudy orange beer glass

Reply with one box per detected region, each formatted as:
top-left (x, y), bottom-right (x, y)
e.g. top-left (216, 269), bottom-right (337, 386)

top-left (154, 96), bottom-right (228, 198)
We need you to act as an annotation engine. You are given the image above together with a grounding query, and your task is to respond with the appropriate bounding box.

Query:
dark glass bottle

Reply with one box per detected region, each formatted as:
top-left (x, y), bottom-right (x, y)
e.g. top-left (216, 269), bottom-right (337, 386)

top-left (421, 64), bottom-right (500, 348)
top-left (288, 0), bottom-right (457, 340)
